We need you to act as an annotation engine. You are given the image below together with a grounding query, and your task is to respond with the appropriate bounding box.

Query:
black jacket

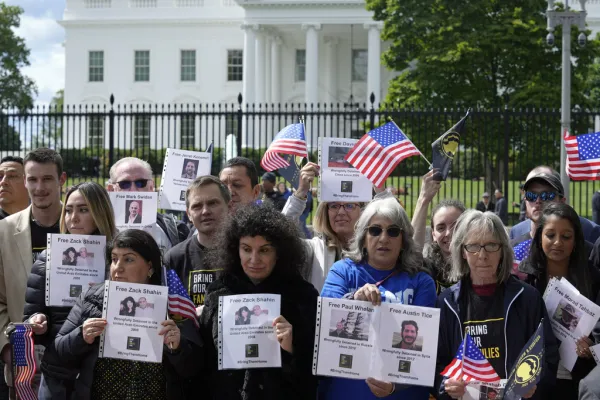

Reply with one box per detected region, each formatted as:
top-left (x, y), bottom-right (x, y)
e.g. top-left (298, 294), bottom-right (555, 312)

top-left (435, 276), bottom-right (559, 400)
top-left (53, 283), bottom-right (202, 400)
top-left (23, 250), bottom-right (75, 381)
top-left (199, 269), bottom-right (318, 400)
top-left (156, 212), bottom-right (190, 247)
top-left (519, 257), bottom-right (600, 383)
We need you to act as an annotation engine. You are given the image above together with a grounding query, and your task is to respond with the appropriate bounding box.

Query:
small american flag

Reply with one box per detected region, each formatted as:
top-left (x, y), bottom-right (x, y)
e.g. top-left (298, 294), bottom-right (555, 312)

top-left (512, 239), bottom-right (532, 278)
top-left (565, 130), bottom-right (600, 180)
top-left (345, 122), bottom-right (422, 188)
top-left (441, 334), bottom-right (500, 383)
top-left (163, 267), bottom-right (199, 327)
top-left (10, 325), bottom-right (37, 400)
top-left (260, 123), bottom-right (308, 171)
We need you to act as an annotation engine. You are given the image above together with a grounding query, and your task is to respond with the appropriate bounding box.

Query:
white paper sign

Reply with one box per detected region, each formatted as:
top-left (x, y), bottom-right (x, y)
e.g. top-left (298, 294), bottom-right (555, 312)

top-left (590, 343), bottom-right (600, 364)
top-left (218, 294), bottom-right (282, 370)
top-left (110, 192), bottom-right (158, 232)
top-left (99, 281), bottom-right (168, 363)
top-left (463, 380), bottom-right (507, 400)
top-left (543, 277), bottom-right (600, 371)
top-left (158, 148), bottom-right (212, 211)
top-left (318, 137), bottom-right (372, 202)
top-left (313, 297), bottom-right (440, 387)
top-left (45, 234), bottom-right (106, 307)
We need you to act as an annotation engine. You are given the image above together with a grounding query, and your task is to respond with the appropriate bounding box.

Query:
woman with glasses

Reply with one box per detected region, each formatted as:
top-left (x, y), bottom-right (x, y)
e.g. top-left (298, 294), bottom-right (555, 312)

top-left (518, 203), bottom-right (600, 400)
top-left (320, 197), bottom-right (436, 399)
top-left (200, 204), bottom-right (319, 399)
top-left (23, 182), bottom-right (117, 399)
top-left (436, 210), bottom-right (558, 400)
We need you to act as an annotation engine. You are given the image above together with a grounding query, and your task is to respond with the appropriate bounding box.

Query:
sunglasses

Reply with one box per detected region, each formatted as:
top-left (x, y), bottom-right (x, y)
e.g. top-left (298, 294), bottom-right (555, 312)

top-left (463, 243), bottom-right (502, 254)
top-left (115, 179), bottom-right (150, 190)
top-left (367, 226), bottom-right (402, 238)
top-left (525, 191), bottom-right (557, 203)
top-left (327, 203), bottom-right (359, 212)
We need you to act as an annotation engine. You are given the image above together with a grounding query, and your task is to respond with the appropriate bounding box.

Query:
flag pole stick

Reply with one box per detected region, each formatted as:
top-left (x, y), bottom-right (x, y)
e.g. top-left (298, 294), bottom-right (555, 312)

top-left (299, 115), bottom-right (310, 163)
top-left (459, 330), bottom-right (468, 400)
top-left (389, 120), bottom-right (432, 167)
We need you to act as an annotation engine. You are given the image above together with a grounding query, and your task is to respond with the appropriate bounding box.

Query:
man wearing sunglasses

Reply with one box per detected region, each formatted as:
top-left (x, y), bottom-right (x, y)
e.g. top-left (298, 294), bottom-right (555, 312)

top-left (107, 157), bottom-right (190, 254)
top-left (509, 167), bottom-right (600, 247)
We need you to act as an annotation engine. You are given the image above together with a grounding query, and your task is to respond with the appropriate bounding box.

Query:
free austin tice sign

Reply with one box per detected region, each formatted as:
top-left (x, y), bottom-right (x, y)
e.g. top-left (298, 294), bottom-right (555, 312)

top-left (109, 192), bottom-right (158, 232)
top-left (218, 294), bottom-right (282, 370)
top-left (45, 233), bottom-right (106, 307)
top-left (313, 297), bottom-right (440, 387)
top-left (158, 148), bottom-right (212, 211)
top-left (99, 281), bottom-right (168, 363)
top-left (318, 137), bottom-right (372, 202)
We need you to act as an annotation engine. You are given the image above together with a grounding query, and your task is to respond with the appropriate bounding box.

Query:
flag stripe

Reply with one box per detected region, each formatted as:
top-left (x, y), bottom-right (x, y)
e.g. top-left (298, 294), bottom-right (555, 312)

top-left (564, 132), bottom-right (600, 181)
top-left (260, 124), bottom-right (307, 172)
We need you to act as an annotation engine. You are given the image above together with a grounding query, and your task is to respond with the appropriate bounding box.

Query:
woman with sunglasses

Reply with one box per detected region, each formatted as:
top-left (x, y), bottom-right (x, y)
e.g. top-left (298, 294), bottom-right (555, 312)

top-left (23, 182), bottom-right (117, 399)
top-left (320, 197), bottom-right (436, 399)
top-left (518, 203), bottom-right (600, 400)
top-left (436, 210), bottom-right (558, 400)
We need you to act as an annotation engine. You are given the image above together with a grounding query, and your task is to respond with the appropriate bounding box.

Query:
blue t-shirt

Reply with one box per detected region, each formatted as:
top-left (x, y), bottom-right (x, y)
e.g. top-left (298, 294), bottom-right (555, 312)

top-left (319, 258), bottom-right (436, 400)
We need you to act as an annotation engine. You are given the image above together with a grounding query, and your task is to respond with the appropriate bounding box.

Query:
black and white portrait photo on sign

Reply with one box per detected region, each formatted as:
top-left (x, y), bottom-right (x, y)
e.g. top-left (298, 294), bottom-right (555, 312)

top-left (125, 200), bottom-right (143, 224)
top-left (181, 158), bottom-right (199, 179)
top-left (329, 310), bottom-right (371, 341)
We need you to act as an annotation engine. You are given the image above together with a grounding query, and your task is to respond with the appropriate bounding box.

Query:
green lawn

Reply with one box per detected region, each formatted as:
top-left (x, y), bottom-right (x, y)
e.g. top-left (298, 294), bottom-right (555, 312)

top-left (65, 175), bottom-right (600, 227)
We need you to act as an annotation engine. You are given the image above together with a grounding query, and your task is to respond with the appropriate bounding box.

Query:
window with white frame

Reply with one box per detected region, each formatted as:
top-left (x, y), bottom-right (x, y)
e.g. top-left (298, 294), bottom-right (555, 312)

top-left (133, 116), bottom-right (151, 147)
top-left (88, 116), bottom-right (104, 147)
top-left (134, 50), bottom-right (150, 82)
top-left (295, 50), bottom-right (306, 82)
top-left (352, 49), bottom-right (368, 82)
top-left (181, 115), bottom-right (195, 148)
top-left (227, 50), bottom-right (243, 81)
top-left (89, 51), bottom-right (104, 82)
top-left (181, 50), bottom-right (196, 82)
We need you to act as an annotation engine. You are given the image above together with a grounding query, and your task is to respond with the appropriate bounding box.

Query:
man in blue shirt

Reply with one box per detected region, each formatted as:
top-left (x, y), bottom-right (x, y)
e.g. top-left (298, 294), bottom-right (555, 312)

top-left (509, 166), bottom-right (600, 245)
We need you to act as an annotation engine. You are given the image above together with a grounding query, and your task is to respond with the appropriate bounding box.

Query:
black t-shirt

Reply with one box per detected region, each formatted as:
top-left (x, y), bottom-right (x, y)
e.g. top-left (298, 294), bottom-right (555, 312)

top-left (0, 209), bottom-right (9, 221)
top-left (30, 219), bottom-right (60, 263)
top-left (460, 288), bottom-right (507, 378)
top-left (163, 235), bottom-right (219, 307)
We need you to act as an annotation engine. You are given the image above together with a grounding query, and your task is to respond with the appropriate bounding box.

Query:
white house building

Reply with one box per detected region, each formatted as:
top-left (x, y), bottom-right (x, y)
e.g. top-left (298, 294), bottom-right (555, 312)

top-left (60, 0), bottom-right (395, 149)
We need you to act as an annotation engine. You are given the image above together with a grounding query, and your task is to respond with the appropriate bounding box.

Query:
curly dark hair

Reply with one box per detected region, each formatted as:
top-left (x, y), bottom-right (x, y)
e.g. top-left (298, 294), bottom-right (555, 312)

top-left (207, 204), bottom-right (307, 280)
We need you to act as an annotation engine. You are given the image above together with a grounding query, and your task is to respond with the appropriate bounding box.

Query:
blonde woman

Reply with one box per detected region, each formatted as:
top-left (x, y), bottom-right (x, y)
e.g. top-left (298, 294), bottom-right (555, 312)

top-left (23, 181), bottom-right (117, 399)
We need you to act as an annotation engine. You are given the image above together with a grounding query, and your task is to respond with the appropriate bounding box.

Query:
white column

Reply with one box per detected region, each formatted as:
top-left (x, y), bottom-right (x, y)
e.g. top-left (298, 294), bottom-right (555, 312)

top-left (364, 22), bottom-right (383, 107)
top-left (302, 23), bottom-right (321, 106)
top-left (255, 30), bottom-right (266, 105)
top-left (270, 36), bottom-right (282, 104)
top-left (242, 23), bottom-right (258, 107)
top-left (265, 35), bottom-right (272, 104)
top-left (324, 37), bottom-right (339, 105)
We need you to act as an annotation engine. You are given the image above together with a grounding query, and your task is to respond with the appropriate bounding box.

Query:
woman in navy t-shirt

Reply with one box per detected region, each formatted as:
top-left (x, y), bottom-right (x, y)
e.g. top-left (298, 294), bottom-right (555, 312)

top-left (320, 197), bottom-right (437, 400)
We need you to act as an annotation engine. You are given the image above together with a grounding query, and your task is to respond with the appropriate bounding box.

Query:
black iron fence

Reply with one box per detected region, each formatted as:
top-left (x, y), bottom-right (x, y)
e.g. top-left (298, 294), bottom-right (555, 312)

top-left (2, 94), bottom-right (600, 224)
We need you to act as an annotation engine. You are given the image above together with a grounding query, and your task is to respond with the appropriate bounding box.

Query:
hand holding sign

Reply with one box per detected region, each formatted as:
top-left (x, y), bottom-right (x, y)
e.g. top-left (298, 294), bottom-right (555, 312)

top-left (273, 315), bottom-right (293, 354)
top-left (295, 162), bottom-right (320, 198)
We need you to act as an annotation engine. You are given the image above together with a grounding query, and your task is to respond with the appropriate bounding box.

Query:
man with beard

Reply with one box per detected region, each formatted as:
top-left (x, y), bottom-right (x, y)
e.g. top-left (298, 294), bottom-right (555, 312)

top-left (181, 160), bottom-right (196, 179)
top-left (392, 320), bottom-right (422, 351)
top-left (164, 176), bottom-right (231, 314)
top-left (0, 148), bottom-right (66, 393)
top-left (0, 156), bottom-right (29, 221)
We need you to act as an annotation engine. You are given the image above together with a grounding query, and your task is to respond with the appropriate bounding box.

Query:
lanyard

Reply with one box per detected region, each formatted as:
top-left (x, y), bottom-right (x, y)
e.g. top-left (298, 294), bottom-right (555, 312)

top-left (375, 269), bottom-right (399, 287)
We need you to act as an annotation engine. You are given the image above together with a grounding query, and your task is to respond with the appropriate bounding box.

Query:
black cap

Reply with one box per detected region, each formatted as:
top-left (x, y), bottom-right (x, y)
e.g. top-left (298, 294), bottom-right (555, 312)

top-left (261, 172), bottom-right (276, 183)
top-left (523, 171), bottom-right (564, 197)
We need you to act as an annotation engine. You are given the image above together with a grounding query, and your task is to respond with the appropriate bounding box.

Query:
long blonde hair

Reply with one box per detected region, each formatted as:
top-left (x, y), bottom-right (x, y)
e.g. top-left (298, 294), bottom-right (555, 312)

top-left (60, 182), bottom-right (117, 241)
top-left (313, 201), bottom-right (364, 255)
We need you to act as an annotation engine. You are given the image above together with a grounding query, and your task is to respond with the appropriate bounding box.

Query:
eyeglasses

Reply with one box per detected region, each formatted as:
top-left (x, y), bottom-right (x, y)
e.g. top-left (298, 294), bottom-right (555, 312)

top-left (367, 226), bottom-right (402, 238)
top-left (327, 203), bottom-right (359, 212)
top-left (525, 191), bottom-right (557, 203)
top-left (115, 179), bottom-right (150, 190)
top-left (463, 243), bottom-right (502, 254)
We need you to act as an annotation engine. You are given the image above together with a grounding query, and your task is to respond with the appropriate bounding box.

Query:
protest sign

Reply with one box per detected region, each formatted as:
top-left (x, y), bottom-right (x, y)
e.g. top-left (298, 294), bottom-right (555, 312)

top-left (158, 148), bottom-right (212, 211)
top-left (462, 380), bottom-right (506, 400)
top-left (45, 234), bottom-right (106, 307)
top-left (318, 137), bottom-right (372, 202)
top-left (218, 294), bottom-right (282, 370)
top-left (313, 297), bottom-right (440, 387)
top-left (110, 192), bottom-right (158, 232)
top-left (99, 281), bottom-right (168, 363)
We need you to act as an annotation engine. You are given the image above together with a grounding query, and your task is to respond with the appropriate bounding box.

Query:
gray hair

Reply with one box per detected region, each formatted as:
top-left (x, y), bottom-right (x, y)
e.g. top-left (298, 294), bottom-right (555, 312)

top-left (344, 197), bottom-right (423, 275)
top-left (109, 157), bottom-right (153, 183)
top-left (449, 210), bottom-right (513, 284)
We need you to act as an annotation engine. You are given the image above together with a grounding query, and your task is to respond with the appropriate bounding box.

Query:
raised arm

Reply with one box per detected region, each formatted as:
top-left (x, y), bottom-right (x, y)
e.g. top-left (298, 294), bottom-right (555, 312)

top-left (411, 170), bottom-right (441, 251)
top-left (281, 162), bottom-right (319, 220)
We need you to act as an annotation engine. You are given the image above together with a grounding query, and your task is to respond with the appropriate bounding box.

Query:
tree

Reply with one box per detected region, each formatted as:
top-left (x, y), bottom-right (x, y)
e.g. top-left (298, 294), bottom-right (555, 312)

top-left (32, 89), bottom-right (63, 149)
top-left (0, 4), bottom-right (37, 109)
top-left (0, 113), bottom-right (21, 150)
top-left (367, 0), bottom-right (600, 109)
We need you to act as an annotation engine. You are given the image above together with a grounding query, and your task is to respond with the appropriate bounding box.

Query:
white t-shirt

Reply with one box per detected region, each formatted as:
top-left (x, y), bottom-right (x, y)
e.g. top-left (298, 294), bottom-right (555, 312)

top-left (250, 312), bottom-right (270, 326)
top-left (136, 306), bottom-right (154, 319)
top-left (76, 256), bottom-right (93, 267)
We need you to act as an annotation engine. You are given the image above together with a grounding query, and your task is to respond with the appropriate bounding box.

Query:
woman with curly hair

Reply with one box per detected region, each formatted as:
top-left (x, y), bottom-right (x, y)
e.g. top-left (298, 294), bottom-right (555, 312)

top-left (200, 204), bottom-right (319, 400)
top-left (119, 296), bottom-right (137, 317)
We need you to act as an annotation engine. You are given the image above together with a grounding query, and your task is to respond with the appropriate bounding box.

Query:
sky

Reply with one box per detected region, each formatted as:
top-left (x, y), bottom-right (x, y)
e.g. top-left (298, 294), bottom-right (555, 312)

top-left (8, 0), bottom-right (66, 106)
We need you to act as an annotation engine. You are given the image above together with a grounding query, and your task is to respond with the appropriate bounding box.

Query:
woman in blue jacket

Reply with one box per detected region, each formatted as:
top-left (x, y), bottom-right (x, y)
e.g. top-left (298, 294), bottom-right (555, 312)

top-left (320, 197), bottom-right (437, 399)
top-left (436, 210), bottom-right (558, 400)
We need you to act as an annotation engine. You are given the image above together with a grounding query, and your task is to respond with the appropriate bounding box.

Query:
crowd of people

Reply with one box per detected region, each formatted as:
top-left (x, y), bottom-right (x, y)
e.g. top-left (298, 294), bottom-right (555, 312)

top-left (0, 148), bottom-right (599, 399)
